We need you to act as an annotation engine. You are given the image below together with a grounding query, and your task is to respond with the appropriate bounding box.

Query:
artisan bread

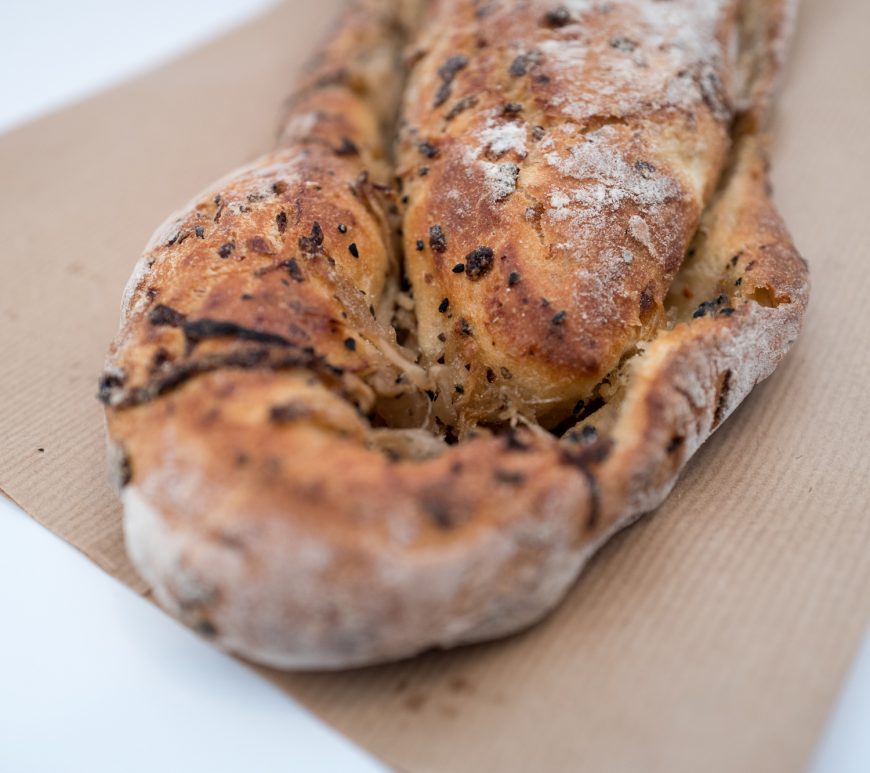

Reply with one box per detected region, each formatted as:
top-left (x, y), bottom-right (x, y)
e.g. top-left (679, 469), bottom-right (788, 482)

top-left (101, 0), bottom-right (808, 668)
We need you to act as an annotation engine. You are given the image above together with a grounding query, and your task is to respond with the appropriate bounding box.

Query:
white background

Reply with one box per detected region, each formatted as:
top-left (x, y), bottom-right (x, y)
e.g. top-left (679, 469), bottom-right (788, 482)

top-left (0, 2), bottom-right (866, 771)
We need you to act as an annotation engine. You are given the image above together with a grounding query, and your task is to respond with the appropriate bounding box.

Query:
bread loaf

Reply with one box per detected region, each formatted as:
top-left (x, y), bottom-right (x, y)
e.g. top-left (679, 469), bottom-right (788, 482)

top-left (101, 0), bottom-right (808, 668)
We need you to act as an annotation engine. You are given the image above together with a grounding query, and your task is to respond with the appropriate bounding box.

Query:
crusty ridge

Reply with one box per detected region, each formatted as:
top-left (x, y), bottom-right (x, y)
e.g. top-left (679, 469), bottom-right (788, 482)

top-left (102, 0), bottom-right (808, 668)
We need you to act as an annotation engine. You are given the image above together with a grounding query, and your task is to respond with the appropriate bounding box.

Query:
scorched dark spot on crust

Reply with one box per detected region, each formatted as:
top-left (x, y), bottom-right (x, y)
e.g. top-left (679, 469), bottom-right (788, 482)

top-left (148, 304), bottom-right (186, 327)
top-left (182, 319), bottom-right (296, 350)
top-left (560, 440), bottom-right (612, 530)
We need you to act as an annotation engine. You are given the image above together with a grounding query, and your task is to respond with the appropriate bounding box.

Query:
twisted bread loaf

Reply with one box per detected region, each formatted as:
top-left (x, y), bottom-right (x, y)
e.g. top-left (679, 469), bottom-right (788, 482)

top-left (101, 0), bottom-right (807, 668)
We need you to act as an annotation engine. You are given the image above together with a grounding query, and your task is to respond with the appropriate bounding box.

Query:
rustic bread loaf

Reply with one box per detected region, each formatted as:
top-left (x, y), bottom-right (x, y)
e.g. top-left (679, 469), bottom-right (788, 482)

top-left (101, 0), bottom-right (807, 668)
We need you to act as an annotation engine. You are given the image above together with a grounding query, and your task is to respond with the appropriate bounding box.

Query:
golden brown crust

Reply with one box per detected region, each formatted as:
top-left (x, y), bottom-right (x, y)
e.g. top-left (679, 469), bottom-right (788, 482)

top-left (102, 0), bottom-right (808, 668)
top-left (399, 0), bottom-right (740, 424)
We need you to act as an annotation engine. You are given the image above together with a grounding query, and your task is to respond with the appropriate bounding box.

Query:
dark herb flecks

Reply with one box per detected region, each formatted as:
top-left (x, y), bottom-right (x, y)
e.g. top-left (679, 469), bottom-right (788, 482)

top-left (543, 6), bottom-right (571, 27)
top-left (97, 371), bottom-right (125, 404)
top-left (693, 293), bottom-right (729, 319)
top-left (610, 37), bottom-right (637, 52)
top-left (335, 137), bottom-right (359, 156)
top-left (510, 51), bottom-right (540, 77)
top-left (639, 288), bottom-right (654, 313)
top-left (666, 435), bottom-right (685, 454)
top-left (429, 224), bottom-right (448, 253)
top-left (464, 246), bottom-right (494, 279)
top-left (434, 54), bottom-right (469, 107)
top-left (298, 222), bottom-right (323, 254)
top-left (494, 469), bottom-right (526, 485)
top-left (270, 403), bottom-right (307, 423)
top-left (418, 141), bottom-right (439, 159)
top-left (634, 160), bottom-right (656, 178)
top-left (423, 497), bottom-right (455, 529)
top-left (445, 95), bottom-right (478, 121)
top-left (284, 259), bottom-right (304, 282)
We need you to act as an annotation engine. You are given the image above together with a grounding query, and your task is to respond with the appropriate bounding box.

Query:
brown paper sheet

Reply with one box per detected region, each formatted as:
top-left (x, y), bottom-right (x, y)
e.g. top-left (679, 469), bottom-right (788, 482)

top-left (1, 1), bottom-right (869, 770)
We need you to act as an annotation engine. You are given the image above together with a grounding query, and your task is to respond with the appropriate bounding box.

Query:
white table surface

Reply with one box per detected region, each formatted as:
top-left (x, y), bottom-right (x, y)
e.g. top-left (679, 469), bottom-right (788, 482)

top-left (0, 2), bottom-right (866, 771)
top-left (0, 499), bottom-right (385, 773)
